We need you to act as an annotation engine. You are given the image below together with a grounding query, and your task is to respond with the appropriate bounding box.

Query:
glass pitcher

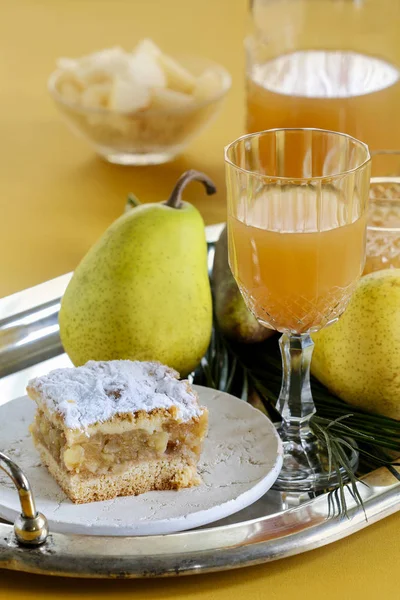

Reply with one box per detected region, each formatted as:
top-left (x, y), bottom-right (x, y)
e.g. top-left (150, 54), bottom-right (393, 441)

top-left (247, 0), bottom-right (400, 169)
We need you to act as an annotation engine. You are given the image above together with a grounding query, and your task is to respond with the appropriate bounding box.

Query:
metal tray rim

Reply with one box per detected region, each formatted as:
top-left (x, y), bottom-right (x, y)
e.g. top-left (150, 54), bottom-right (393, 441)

top-left (0, 466), bottom-right (399, 578)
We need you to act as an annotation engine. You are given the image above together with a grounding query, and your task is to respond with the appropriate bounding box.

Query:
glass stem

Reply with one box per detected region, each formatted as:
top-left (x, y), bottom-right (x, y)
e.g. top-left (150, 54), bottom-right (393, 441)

top-left (277, 333), bottom-right (316, 442)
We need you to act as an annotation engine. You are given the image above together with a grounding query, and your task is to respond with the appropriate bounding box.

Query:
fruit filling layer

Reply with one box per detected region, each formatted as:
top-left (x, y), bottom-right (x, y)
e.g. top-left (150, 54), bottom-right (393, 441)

top-left (30, 410), bottom-right (208, 477)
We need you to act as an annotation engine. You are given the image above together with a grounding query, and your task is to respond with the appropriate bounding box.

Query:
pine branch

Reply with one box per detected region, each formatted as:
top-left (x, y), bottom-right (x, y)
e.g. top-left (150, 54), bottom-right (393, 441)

top-left (194, 324), bottom-right (400, 517)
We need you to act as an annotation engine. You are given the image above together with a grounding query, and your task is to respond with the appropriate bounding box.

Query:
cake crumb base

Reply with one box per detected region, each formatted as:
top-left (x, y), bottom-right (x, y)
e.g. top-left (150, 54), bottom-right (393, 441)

top-left (34, 441), bottom-right (201, 504)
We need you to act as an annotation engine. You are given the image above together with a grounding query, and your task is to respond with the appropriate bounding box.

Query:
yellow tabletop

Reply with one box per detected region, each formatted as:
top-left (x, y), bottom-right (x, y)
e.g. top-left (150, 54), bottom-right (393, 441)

top-left (1, 0), bottom-right (399, 597)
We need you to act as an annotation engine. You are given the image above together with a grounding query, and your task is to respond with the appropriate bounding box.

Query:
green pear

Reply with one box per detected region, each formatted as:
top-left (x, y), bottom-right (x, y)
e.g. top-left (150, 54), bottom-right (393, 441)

top-left (59, 170), bottom-right (215, 376)
top-left (311, 269), bottom-right (400, 420)
top-left (212, 226), bottom-right (275, 343)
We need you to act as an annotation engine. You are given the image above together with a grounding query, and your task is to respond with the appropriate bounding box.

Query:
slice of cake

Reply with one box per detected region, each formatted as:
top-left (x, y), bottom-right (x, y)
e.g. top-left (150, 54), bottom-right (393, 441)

top-left (27, 360), bottom-right (208, 504)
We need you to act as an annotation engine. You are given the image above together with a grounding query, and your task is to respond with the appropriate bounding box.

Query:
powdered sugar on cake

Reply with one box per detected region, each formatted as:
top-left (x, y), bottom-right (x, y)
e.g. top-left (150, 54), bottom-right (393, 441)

top-left (28, 361), bottom-right (202, 429)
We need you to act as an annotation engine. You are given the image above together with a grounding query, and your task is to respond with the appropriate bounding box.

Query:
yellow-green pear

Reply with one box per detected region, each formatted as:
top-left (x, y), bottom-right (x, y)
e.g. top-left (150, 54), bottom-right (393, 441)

top-left (311, 269), bottom-right (400, 419)
top-left (212, 227), bottom-right (275, 343)
top-left (59, 170), bottom-right (215, 376)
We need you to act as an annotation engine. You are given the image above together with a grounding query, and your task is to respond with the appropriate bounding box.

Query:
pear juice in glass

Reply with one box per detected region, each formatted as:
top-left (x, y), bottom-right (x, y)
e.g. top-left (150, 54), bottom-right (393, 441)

top-left (225, 129), bottom-right (371, 491)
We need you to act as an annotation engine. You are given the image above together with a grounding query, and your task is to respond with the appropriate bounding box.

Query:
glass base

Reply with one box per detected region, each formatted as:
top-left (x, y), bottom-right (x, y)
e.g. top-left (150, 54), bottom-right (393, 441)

top-left (98, 151), bottom-right (178, 166)
top-left (273, 434), bottom-right (359, 493)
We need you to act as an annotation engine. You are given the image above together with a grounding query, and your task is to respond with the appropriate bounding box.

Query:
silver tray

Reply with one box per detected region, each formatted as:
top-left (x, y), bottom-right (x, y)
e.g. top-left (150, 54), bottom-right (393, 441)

top-left (0, 224), bottom-right (399, 579)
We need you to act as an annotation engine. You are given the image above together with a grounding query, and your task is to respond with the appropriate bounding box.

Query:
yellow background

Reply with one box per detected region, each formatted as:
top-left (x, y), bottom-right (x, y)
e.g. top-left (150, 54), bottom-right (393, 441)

top-left (0, 0), bottom-right (399, 597)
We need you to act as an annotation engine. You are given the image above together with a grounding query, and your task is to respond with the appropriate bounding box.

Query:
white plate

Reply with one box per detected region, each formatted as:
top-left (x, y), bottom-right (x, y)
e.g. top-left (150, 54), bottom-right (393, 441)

top-left (0, 385), bottom-right (283, 536)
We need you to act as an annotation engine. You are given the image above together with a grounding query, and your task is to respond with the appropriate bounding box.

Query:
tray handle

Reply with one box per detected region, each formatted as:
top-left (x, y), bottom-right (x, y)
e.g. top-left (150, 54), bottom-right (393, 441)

top-left (0, 451), bottom-right (48, 546)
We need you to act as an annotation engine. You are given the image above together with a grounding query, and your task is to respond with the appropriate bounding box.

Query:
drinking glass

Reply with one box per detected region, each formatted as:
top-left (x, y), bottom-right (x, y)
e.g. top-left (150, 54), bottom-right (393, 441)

top-left (225, 128), bottom-right (371, 491)
top-left (365, 151), bottom-right (400, 274)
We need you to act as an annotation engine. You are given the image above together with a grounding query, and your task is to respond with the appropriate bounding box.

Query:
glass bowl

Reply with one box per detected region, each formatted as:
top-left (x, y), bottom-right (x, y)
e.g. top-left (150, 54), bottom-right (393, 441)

top-left (48, 56), bottom-right (231, 165)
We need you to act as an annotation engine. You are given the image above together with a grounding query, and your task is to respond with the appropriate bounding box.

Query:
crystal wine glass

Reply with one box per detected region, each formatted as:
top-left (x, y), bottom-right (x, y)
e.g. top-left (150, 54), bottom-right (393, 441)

top-left (225, 128), bottom-right (371, 491)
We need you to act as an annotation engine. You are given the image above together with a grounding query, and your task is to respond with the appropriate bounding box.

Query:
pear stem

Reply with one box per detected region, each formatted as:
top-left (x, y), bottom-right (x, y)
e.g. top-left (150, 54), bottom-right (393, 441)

top-left (165, 170), bottom-right (217, 209)
top-left (126, 193), bottom-right (141, 208)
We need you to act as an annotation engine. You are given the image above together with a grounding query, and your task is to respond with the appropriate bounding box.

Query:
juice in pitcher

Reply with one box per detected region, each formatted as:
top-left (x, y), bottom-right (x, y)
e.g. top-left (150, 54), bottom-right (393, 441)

top-left (247, 0), bottom-right (400, 158)
top-left (247, 50), bottom-right (400, 153)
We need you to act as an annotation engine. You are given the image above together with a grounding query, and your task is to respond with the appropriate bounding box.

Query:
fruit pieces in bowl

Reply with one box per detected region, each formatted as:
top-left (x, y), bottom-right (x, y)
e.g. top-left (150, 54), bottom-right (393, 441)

top-left (48, 40), bottom-right (231, 165)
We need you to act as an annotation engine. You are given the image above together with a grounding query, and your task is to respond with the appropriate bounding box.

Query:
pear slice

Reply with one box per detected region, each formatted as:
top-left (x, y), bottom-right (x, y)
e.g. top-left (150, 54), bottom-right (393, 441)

top-left (81, 82), bottom-right (111, 109)
top-left (151, 87), bottom-right (194, 110)
top-left (59, 81), bottom-right (82, 104)
top-left (157, 54), bottom-right (196, 94)
top-left (134, 38), bottom-right (196, 94)
top-left (79, 47), bottom-right (127, 74)
top-left (193, 69), bottom-right (222, 102)
top-left (109, 76), bottom-right (150, 113)
top-left (129, 42), bottom-right (166, 89)
top-left (57, 57), bottom-right (79, 72)
top-left (133, 38), bottom-right (162, 58)
top-left (75, 47), bottom-right (128, 86)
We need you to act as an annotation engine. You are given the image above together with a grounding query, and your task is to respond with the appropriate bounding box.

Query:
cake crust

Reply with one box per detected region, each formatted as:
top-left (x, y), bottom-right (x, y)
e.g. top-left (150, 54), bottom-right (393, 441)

top-left (33, 438), bottom-right (201, 504)
top-left (27, 360), bottom-right (202, 430)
